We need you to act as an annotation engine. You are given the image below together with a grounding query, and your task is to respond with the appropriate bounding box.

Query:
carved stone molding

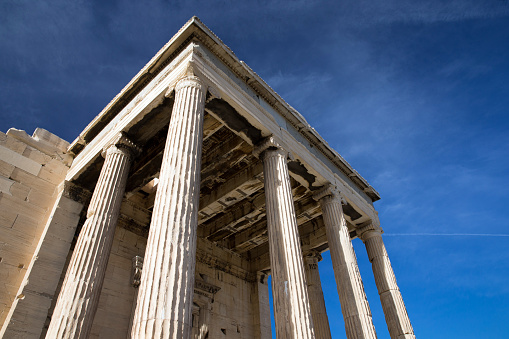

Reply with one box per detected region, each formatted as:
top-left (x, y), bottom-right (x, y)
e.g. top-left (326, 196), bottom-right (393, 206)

top-left (357, 221), bottom-right (384, 241)
top-left (131, 256), bottom-right (143, 288)
top-left (195, 249), bottom-right (255, 283)
top-left (117, 214), bottom-right (149, 238)
top-left (60, 180), bottom-right (92, 205)
top-left (304, 249), bottom-right (323, 263)
top-left (194, 280), bottom-right (221, 299)
top-left (252, 135), bottom-right (286, 159)
top-left (206, 85), bottom-right (221, 103)
top-left (102, 132), bottom-right (141, 161)
top-left (313, 183), bottom-right (345, 204)
top-left (129, 255), bottom-right (221, 296)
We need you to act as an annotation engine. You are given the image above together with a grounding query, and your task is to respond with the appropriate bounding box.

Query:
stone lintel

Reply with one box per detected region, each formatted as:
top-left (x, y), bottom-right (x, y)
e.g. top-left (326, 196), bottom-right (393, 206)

top-left (60, 180), bottom-right (92, 205)
top-left (194, 280), bottom-right (221, 297)
top-left (196, 249), bottom-right (255, 283)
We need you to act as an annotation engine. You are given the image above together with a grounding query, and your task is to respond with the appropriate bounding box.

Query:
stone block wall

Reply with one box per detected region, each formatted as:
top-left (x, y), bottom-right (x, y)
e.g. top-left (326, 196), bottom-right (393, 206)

top-left (87, 229), bottom-right (263, 339)
top-left (89, 227), bottom-right (147, 339)
top-left (196, 262), bottom-right (257, 339)
top-left (0, 128), bottom-right (84, 338)
top-left (193, 238), bottom-right (261, 339)
top-left (0, 127), bottom-right (266, 338)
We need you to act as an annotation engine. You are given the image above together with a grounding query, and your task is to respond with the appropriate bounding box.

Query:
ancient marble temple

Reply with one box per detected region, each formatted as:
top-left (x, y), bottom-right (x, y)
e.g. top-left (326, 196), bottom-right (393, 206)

top-left (0, 17), bottom-right (415, 339)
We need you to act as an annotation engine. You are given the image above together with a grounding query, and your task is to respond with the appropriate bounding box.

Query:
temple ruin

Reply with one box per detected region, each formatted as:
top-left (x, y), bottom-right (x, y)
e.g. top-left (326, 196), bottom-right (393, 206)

top-left (0, 17), bottom-right (415, 339)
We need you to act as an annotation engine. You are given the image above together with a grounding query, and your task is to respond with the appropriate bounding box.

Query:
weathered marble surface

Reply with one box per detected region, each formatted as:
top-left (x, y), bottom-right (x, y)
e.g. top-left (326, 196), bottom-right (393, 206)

top-left (0, 129), bottom-right (80, 338)
top-left (46, 135), bottom-right (138, 339)
top-left (314, 185), bottom-right (377, 339)
top-left (358, 224), bottom-right (415, 339)
top-left (257, 138), bottom-right (316, 339)
top-left (304, 252), bottom-right (332, 339)
top-left (131, 74), bottom-right (206, 339)
top-left (0, 17), bottom-right (415, 339)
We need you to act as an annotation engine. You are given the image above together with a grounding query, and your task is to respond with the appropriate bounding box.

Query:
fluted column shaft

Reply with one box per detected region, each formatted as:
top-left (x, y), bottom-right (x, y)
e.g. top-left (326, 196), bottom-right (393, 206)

top-left (304, 253), bottom-right (332, 339)
top-left (315, 187), bottom-right (377, 339)
top-left (260, 145), bottom-right (315, 339)
top-left (359, 227), bottom-right (415, 339)
top-left (132, 75), bottom-right (206, 339)
top-left (46, 135), bottom-right (137, 339)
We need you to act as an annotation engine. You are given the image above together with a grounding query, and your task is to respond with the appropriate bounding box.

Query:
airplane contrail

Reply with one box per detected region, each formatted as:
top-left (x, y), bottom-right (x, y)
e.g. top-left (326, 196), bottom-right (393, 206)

top-left (384, 233), bottom-right (509, 237)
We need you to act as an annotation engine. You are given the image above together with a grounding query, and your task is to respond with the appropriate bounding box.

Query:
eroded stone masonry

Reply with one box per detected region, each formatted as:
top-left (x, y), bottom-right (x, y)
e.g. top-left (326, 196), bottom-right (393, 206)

top-left (0, 17), bottom-right (415, 339)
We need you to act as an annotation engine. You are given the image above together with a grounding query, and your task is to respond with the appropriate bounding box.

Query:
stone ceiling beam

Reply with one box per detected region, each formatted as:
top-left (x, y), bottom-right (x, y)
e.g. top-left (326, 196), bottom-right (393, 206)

top-left (125, 147), bottom-right (164, 194)
top-left (200, 134), bottom-right (251, 189)
top-left (225, 219), bottom-right (268, 253)
top-left (250, 217), bottom-right (330, 272)
top-left (202, 178), bottom-right (307, 242)
top-left (198, 162), bottom-right (264, 223)
top-left (228, 195), bottom-right (321, 254)
top-left (193, 52), bottom-right (379, 223)
top-left (125, 114), bottom-right (225, 196)
top-left (199, 192), bottom-right (264, 237)
top-left (202, 113), bottom-right (223, 141)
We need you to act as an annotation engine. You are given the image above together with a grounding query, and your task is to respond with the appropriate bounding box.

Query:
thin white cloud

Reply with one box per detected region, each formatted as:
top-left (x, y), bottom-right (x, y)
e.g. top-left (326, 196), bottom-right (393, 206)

top-left (385, 233), bottom-right (509, 237)
top-left (265, 70), bottom-right (333, 110)
top-left (338, 0), bottom-right (509, 25)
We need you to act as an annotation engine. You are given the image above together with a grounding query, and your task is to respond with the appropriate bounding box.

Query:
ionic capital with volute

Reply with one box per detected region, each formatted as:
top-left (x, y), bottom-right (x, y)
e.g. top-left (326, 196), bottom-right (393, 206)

top-left (312, 183), bottom-right (346, 205)
top-left (357, 221), bottom-right (384, 242)
top-left (304, 249), bottom-right (323, 264)
top-left (253, 135), bottom-right (287, 160)
top-left (102, 132), bottom-right (141, 161)
top-left (164, 61), bottom-right (220, 104)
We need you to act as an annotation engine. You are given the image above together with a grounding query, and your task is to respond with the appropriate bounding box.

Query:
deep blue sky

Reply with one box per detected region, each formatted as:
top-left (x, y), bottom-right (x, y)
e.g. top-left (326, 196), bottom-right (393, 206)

top-left (2, 1), bottom-right (509, 338)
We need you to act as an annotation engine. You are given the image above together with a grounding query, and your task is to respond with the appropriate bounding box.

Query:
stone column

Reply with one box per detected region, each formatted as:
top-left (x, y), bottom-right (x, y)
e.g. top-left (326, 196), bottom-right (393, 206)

top-left (313, 185), bottom-right (377, 339)
top-left (358, 224), bottom-right (415, 339)
top-left (303, 252), bottom-right (332, 339)
top-left (46, 133), bottom-right (139, 339)
top-left (131, 74), bottom-right (206, 339)
top-left (255, 137), bottom-right (315, 339)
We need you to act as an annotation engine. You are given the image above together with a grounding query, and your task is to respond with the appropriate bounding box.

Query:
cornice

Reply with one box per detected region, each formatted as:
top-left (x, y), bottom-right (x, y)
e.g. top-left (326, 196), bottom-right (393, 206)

top-left (67, 16), bottom-right (380, 202)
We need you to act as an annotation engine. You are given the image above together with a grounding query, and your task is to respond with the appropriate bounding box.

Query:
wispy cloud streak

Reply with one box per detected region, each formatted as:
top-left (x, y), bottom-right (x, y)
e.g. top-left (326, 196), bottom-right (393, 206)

top-left (385, 233), bottom-right (509, 237)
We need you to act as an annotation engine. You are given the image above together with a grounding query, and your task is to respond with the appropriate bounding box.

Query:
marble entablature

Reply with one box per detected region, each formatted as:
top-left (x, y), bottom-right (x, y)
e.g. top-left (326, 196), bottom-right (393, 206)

top-left (0, 17), bottom-right (414, 339)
